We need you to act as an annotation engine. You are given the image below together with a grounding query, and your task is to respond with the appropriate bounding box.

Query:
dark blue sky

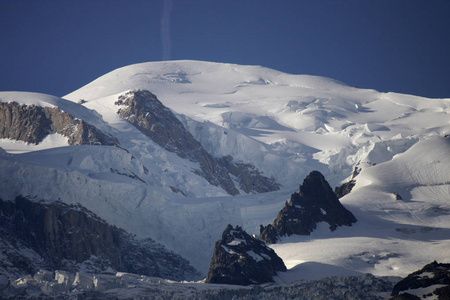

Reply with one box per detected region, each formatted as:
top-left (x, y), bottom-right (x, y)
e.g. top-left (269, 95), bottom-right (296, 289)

top-left (1, 0), bottom-right (450, 98)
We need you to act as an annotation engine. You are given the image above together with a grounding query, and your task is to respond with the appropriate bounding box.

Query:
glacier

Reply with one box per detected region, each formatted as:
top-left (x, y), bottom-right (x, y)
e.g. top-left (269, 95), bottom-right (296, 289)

top-left (1, 60), bottom-right (450, 296)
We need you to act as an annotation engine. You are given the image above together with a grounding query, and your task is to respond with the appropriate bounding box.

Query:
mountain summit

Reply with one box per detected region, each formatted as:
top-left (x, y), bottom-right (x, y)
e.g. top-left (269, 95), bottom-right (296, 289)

top-left (1, 60), bottom-right (450, 286)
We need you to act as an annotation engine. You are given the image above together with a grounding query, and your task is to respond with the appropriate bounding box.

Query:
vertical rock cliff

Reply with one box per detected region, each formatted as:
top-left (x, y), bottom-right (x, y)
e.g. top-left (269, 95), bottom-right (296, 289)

top-left (0, 101), bottom-right (117, 146)
top-left (0, 196), bottom-right (199, 281)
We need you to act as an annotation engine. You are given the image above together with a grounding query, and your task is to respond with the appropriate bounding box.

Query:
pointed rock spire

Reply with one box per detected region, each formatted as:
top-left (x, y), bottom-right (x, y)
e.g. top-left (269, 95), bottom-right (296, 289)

top-left (206, 225), bottom-right (286, 285)
top-left (260, 170), bottom-right (357, 243)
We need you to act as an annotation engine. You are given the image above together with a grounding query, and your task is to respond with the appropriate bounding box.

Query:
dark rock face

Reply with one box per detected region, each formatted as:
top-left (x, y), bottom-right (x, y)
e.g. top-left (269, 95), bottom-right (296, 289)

top-left (116, 90), bottom-right (202, 156)
top-left (390, 261), bottom-right (450, 300)
top-left (205, 225), bottom-right (286, 285)
top-left (0, 196), bottom-right (199, 281)
top-left (334, 164), bottom-right (361, 198)
top-left (334, 180), bottom-right (356, 199)
top-left (0, 101), bottom-right (117, 146)
top-left (115, 90), bottom-right (280, 196)
top-left (260, 171), bottom-right (357, 244)
top-left (0, 102), bottom-right (50, 144)
top-left (259, 224), bottom-right (279, 245)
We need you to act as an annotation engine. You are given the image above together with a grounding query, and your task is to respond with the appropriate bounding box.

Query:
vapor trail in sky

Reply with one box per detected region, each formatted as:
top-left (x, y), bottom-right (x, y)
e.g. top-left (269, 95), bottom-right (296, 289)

top-left (161, 0), bottom-right (173, 60)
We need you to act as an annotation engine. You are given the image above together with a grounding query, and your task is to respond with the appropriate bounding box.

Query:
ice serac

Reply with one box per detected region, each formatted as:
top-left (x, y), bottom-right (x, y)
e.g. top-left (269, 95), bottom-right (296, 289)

top-left (260, 170), bottom-right (357, 243)
top-left (390, 261), bottom-right (450, 300)
top-left (115, 90), bottom-right (280, 195)
top-left (0, 196), bottom-right (199, 281)
top-left (2, 272), bottom-right (395, 299)
top-left (205, 224), bottom-right (286, 285)
top-left (0, 101), bottom-right (117, 146)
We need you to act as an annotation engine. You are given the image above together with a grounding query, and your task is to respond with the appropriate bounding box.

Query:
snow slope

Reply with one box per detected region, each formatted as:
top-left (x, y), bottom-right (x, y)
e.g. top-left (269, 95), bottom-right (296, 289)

top-left (65, 60), bottom-right (450, 187)
top-left (1, 60), bottom-right (450, 279)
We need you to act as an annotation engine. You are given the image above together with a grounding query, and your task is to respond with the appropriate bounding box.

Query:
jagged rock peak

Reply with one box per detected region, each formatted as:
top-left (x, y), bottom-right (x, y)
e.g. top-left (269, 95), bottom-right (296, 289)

top-left (298, 170), bottom-right (337, 202)
top-left (205, 224), bottom-right (286, 285)
top-left (0, 101), bottom-right (117, 146)
top-left (390, 261), bottom-right (450, 299)
top-left (260, 170), bottom-right (357, 244)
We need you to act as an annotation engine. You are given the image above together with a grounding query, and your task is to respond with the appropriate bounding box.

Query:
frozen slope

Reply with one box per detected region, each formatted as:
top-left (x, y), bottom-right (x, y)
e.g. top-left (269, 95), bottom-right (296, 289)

top-left (65, 60), bottom-right (450, 187)
top-left (1, 60), bottom-right (450, 278)
top-left (273, 136), bottom-right (450, 281)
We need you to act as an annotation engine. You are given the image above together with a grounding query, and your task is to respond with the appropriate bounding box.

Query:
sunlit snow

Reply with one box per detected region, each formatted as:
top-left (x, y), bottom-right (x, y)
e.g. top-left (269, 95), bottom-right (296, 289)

top-left (1, 60), bottom-right (450, 280)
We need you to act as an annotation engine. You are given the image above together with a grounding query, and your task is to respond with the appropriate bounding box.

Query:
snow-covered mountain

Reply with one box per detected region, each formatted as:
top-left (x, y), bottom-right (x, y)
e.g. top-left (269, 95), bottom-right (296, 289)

top-left (1, 60), bottom-right (450, 292)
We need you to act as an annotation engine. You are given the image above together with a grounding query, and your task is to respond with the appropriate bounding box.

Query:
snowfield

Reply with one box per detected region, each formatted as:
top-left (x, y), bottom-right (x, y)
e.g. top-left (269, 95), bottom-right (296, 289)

top-left (1, 60), bottom-right (450, 283)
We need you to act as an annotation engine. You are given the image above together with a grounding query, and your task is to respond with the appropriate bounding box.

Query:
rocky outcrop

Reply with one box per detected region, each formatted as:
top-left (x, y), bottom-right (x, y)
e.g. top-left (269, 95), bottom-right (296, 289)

top-left (0, 102), bottom-right (50, 144)
top-left (334, 180), bottom-right (356, 199)
top-left (205, 225), bottom-right (286, 285)
top-left (218, 155), bottom-right (280, 193)
top-left (334, 164), bottom-right (361, 198)
top-left (0, 101), bottom-right (117, 146)
top-left (390, 261), bottom-right (450, 300)
top-left (116, 90), bottom-right (239, 195)
top-left (260, 171), bottom-right (357, 244)
top-left (0, 196), bottom-right (199, 281)
top-left (115, 90), bottom-right (280, 196)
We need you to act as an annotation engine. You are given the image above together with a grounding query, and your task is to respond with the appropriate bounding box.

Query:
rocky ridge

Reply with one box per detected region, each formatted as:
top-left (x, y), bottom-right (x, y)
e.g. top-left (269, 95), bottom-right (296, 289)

top-left (205, 224), bottom-right (286, 285)
top-left (0, 101), bottom-right (117, 146)
top-left (0, 196), bottom-right (199, 281)
top-left (390, 261), bottom-right (450, 300)
top-left (115, 90), bottom-right (280, 195)
top-left (260, 170), bottom-right (357, 244)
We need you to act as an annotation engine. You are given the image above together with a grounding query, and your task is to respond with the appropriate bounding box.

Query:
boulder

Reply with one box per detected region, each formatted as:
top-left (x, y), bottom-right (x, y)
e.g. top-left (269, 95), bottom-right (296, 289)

top-left (205, 225), bottom-right (286, 285)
